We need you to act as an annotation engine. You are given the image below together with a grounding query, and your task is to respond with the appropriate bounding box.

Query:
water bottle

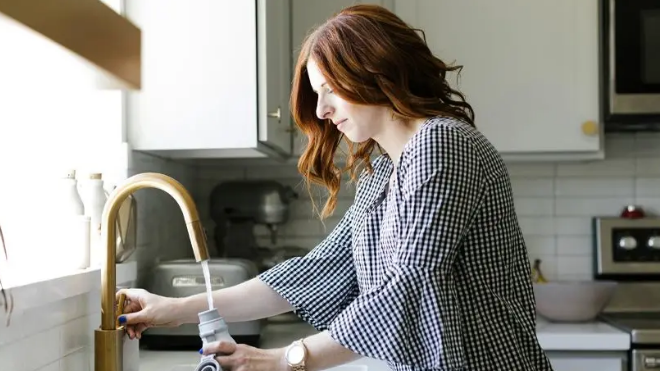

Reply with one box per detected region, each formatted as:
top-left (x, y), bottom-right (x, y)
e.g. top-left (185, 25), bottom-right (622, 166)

top-left (194, 308), bottom-right (236, 371)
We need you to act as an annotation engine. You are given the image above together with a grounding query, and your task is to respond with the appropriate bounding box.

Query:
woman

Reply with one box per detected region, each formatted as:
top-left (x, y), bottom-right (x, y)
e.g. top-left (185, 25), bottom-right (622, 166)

top-left (117, 4), bottom-right (553, 371)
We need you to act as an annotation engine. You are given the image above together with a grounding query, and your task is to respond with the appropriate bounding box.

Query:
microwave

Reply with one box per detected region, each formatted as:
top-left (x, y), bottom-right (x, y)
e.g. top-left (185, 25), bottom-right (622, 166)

top-left (602, 0), bottom-right (660, 131)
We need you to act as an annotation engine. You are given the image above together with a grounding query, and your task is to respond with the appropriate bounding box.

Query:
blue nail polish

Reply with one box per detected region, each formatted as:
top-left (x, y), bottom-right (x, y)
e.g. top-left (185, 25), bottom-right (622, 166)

top-left (118, 315), bottom-right (126, 324)
top-left (199, 348), bottom-right (204, 354)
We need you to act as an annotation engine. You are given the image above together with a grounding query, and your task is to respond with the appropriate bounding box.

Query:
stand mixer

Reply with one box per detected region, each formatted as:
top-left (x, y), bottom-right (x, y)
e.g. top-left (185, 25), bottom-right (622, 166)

top-left (210, 180), bottom-right (298, 262)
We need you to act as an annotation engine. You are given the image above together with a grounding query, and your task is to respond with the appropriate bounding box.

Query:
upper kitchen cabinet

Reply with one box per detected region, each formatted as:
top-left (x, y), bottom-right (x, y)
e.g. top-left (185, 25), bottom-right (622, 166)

top-left (394, 0), bottom-right (603, 161)
top-left (124, 0), bottom-right (292, 159)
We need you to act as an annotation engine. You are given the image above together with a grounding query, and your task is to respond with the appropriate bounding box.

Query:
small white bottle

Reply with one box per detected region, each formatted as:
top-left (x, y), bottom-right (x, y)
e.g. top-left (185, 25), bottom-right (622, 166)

top-left (61, 169), bottom-right (84, 215)
top-left (80, 172), bottom-right (108, 267)
top-left (55, 170), bottom-right (90, 271)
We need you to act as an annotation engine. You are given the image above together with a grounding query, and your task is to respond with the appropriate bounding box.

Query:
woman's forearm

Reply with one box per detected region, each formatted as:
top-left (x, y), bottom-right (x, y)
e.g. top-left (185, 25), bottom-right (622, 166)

top-left (176, 277), bottom-right (294, 324)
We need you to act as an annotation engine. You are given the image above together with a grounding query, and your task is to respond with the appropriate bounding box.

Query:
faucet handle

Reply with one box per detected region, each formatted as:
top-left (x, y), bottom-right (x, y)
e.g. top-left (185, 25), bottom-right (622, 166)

top-left (115, 293), bottom-right (127, 328)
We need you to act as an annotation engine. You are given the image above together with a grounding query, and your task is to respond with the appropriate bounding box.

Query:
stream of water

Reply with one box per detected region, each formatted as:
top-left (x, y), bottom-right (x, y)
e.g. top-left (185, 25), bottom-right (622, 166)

top-left (201, 260), bottom-right (214, 310)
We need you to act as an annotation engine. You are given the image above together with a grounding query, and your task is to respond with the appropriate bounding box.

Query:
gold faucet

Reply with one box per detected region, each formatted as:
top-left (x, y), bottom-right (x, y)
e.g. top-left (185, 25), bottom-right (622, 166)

top-left (94, 172), bottom-right (211, 371)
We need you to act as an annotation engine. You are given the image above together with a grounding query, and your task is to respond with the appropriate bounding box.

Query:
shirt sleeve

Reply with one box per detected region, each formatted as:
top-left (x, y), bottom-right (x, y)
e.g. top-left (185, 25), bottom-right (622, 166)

top-left (328, 128), bottom-right (486, 369)
top-left (257, 206), bottom-right (358, 331)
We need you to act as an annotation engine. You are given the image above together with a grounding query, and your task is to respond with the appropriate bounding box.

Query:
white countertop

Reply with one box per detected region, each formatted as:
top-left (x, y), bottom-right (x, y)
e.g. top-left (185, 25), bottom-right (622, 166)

top-left (535, 318), bottom-right (629, 351)
top-left (138, 318), bottom-right (630, 371)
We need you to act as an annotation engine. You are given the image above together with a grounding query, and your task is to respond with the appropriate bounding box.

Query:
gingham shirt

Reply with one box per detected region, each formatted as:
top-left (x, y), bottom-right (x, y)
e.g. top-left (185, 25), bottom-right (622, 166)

top-left (259, 117), bottom-right (553, 371)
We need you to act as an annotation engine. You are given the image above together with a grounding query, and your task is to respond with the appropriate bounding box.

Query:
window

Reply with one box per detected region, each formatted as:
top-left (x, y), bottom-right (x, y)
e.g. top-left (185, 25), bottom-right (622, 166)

top-left (0, 0), bottom-right (125, 285)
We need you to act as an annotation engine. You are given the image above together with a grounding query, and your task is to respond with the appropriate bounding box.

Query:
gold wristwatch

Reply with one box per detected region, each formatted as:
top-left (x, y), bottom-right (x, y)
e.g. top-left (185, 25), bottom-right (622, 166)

top-left (284, 338), bottom-right (308, 371)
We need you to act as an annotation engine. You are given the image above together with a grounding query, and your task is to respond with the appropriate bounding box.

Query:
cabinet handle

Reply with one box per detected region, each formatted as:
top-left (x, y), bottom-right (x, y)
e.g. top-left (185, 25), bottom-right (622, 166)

top-left (581, 120), bottom-right (598, 136)
top-left (268, 107), bottom-right (281, 123)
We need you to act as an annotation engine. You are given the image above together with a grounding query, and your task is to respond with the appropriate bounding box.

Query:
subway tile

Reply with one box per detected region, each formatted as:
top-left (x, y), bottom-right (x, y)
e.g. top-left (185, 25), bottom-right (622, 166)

top-left (557, 236), bottom-right (592, 256)
top-left (518, 217), bottom-right (555, 236)
top-left (634, 198), bottom-right (660, 216)
top-left (636, 158), bottom-right (660, 176)
top-left (505, 162), bottom-right (555, 177)
top-left (555, 178), bottom-right (634, 197)
top-left (636, 178), bottom-right (660, 197)
top-left (556, 255), bottom-right (592, 279)
top-left (514, 198), bottom-right (553, 216)
top-left (524, 236), bottom-right (556, 256)
top-left (604, 134), bottom-right (636, 158)
top-left (510, 178), bottom-right (554, 197)
top-left (634, 133), bottom-right (660, 157)
top-left (555, 217), bottom-right (593, 236)
top-left (556, 159), bottom-right (636, 177)
top-left (555, 197), bottom-right (633, 216)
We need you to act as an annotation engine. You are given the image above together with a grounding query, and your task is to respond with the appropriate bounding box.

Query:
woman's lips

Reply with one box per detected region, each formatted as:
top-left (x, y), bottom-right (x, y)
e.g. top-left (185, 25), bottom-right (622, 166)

top-left (336, 119), bottom-right (347, 130)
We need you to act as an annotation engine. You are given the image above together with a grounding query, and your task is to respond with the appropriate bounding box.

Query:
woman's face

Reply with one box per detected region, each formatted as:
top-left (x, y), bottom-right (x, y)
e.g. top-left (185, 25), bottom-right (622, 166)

top-left (306, 58), bottom-right (388, 143)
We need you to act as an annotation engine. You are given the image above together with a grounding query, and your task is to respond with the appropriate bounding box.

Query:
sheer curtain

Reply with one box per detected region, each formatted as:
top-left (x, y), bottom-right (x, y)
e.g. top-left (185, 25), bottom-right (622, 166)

top-left (0, 0), bottom-right (125, 284)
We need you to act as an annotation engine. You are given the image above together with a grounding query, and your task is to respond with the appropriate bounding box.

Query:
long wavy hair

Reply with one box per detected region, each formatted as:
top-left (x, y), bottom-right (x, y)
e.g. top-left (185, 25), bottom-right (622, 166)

top-left (291, 4), bottom-right (475, 219)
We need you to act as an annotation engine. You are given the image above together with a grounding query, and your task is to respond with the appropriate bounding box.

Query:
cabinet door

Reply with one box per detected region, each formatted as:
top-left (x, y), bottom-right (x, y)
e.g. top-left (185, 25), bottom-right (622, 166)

top-left (125, 0), bottom-right (258, 153)
top-left (257, 0), bottom-right (292, 155)
top-left (394, 0), bottom-right (601, 155)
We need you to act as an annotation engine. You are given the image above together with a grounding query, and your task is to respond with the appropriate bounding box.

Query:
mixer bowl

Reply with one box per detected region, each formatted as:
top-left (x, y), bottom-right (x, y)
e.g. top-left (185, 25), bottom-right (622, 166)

top-left (533, 280), bottom-right (618, 322)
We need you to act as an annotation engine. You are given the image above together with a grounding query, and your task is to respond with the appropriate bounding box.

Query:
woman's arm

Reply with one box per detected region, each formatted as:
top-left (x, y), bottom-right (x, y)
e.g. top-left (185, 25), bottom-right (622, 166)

top-left (176, 204), bottom-right (358, 326)
top-left (175, 277), bottom-right (294, 324)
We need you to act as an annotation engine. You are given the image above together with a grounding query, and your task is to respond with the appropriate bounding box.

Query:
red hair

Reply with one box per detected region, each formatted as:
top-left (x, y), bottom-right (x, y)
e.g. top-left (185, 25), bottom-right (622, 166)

top-left (291, 4), bottom-right (475, 219)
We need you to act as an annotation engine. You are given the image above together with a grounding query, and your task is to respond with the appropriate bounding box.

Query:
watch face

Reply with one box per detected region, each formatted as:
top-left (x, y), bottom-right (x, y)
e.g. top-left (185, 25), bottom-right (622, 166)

top-left (287, 344), bottom-right (305, 364)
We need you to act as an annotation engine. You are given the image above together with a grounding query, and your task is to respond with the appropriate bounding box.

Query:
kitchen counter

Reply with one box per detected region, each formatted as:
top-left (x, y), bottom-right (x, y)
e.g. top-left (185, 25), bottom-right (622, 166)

top-left (139, 318), bottom-right (630, 371)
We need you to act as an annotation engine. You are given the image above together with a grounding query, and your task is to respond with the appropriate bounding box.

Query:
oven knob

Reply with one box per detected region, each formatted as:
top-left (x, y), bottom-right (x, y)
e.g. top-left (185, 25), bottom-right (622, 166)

top-left (649, 236), bottom-right (660, 249)
top-left (618, 236), bottom-right (637, 250)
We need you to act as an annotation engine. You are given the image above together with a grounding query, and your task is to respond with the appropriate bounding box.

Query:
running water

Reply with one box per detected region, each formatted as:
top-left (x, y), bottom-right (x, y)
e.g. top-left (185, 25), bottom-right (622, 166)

top-left (201, 260), bottom-right (214, 310)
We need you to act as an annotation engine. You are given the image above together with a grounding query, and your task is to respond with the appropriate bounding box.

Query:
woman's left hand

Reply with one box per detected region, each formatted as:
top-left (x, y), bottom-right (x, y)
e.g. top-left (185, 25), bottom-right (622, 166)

top-left (201, 341), bottom-right (287, 371)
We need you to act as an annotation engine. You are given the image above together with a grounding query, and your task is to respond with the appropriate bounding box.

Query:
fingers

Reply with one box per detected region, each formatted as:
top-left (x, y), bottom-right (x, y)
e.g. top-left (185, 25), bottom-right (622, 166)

top-left (116, 288), bottom-right (143, 302)
top-left (201, 340), bottom-right (237, 356)
top-left (118, 309), bottom-right (149, 326)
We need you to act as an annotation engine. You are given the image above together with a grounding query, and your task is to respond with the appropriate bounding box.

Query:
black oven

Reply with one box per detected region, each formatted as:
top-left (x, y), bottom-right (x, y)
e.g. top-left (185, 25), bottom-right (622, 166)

top-left (602, 0), bottom-right (660, 131)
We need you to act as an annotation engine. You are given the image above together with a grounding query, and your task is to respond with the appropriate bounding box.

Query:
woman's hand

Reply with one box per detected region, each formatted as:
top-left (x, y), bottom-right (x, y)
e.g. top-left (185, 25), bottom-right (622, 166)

top-left (116, 288), bottom-right (183, 339)
top-left (201, 341), bottom-right (288, 371)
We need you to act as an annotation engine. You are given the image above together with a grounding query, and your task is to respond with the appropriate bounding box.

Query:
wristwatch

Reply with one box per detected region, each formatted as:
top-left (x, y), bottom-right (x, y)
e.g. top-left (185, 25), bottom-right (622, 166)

top-left (284, 338), bottom-right (308, 371)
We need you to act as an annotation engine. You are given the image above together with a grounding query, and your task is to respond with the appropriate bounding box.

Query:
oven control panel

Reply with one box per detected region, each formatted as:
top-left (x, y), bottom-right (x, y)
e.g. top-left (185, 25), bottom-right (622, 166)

top-left (593, 217), bottom-right (660, 277)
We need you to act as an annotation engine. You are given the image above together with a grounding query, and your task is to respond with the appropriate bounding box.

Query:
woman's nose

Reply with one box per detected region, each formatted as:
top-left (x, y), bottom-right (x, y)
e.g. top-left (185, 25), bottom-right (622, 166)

top-left (316, 98), bottom-right (332, 120)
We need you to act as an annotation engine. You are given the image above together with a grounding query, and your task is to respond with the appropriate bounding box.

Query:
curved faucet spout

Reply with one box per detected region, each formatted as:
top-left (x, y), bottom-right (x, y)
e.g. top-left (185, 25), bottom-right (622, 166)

top-left (95, 172), bottom-right (210, 371)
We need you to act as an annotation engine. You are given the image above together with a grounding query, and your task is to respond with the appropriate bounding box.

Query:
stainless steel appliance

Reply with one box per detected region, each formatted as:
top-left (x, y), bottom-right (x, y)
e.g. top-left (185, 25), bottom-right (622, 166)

top-left (602, 0), bottom-right (660, 130)
top-left (210, 180), bottom-right (298, 265)
top-left (141, 259), bottom-right (261, 349)
top-left (594, 214), bottom-right (660, 370)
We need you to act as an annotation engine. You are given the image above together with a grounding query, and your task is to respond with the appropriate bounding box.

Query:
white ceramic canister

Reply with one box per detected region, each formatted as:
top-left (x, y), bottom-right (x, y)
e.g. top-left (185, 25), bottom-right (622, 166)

top-left (80, 172), bottom-right (108, 267)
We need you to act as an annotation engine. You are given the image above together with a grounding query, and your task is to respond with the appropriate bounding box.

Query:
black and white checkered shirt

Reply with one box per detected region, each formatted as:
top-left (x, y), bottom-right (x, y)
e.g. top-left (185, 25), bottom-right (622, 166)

top-left (259, 117), bottom-right (553, 371)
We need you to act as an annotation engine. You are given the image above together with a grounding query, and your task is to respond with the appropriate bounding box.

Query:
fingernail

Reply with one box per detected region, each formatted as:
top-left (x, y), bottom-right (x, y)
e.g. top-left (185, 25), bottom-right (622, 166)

top-left (199, 348), bottom-right (204, 354)
top-left (118, 316), bottom-right (126, 324)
